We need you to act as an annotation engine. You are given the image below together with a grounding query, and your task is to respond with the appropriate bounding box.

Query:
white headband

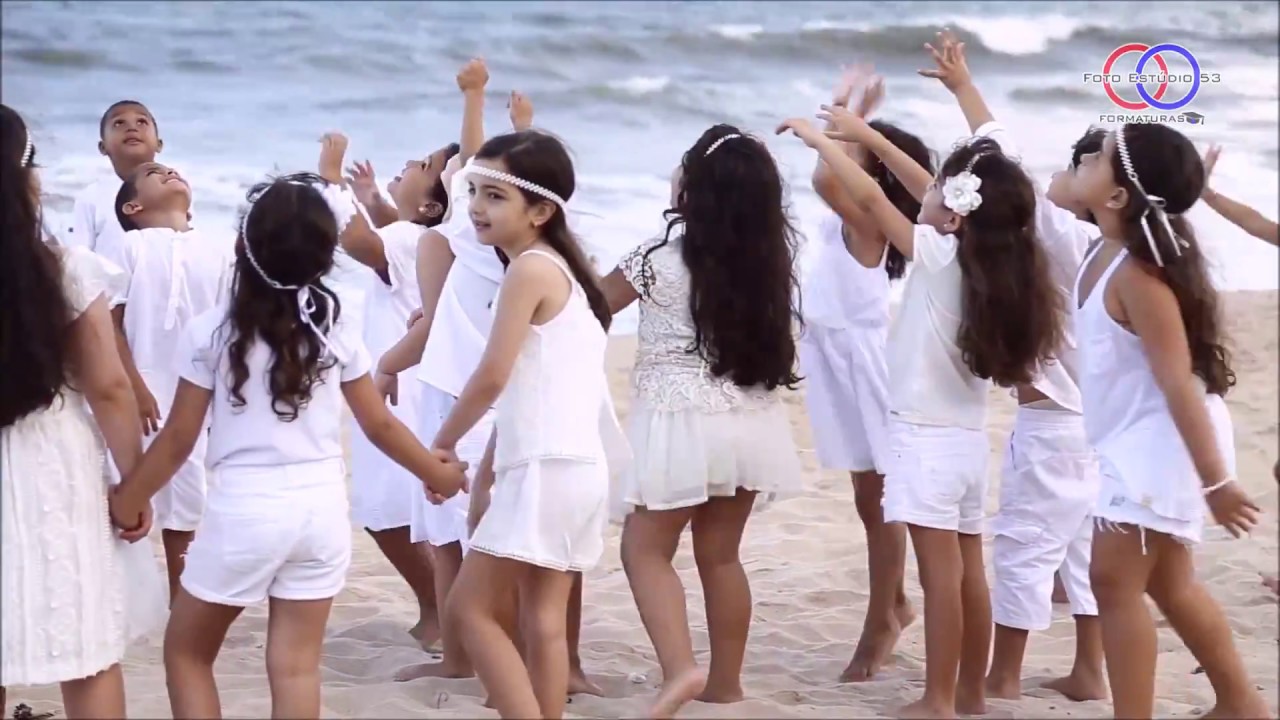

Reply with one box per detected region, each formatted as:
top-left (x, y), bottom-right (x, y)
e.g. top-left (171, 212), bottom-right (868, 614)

top-left (20, 131), bottom-right (33, 168)
top-left (1115, 126), bottom-right (1185, 268)
top-left (466, 164), bottom-right (567, 211)
top-left (704, 134), bottom-right (742, 157)
top-left (237, 181), bottom-right (360, 362)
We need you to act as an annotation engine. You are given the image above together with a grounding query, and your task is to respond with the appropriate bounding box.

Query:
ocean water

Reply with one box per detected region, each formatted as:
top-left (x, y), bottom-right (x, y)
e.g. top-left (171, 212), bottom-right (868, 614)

top-left (3, 0), bottom-right (1277, 331)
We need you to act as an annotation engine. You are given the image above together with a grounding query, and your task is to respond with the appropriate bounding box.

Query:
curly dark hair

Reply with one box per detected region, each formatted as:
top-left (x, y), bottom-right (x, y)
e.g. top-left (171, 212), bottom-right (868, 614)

top-left (223, 173), bottom-right (343, 421)
top-left (0, 105), bottom-right (77, 428)
top-left (943, 137), bottom-right (1064, 387)
top-left (1111, 123), bottom-right (1234, 395)
top-left (474, 130), bottom-right (611, 331)
top-left (866, 120), bottom-right (935, 280)
top-left (648, 124), bottom-right (801, 390)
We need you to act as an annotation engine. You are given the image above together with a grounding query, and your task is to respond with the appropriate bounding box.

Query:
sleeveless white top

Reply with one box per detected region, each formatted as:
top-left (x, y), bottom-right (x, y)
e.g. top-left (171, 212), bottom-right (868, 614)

top-left (803, 214), bottom-right (890, 329)
top-left (492, 250), bottom-right (617, 471)
top-left (1073, 243), bottom-right (1225, 521)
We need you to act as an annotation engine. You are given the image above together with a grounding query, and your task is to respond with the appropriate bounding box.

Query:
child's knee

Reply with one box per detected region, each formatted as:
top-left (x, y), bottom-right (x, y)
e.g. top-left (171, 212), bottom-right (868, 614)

top-left (1088, 558), bottom-right (1132, 606)
top-left (692, 538), bottom-right (740, 573)
top-left (522, 602), bottom-right (568, 649)
top-left (265, 644), bottom-right (318, 683)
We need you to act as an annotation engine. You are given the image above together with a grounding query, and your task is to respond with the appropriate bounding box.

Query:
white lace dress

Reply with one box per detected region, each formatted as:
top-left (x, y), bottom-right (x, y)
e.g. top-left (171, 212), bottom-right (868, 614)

top-left (1, 247), bottom-right (145, 686)
top-left (611, 238), bottom-right (803, 518)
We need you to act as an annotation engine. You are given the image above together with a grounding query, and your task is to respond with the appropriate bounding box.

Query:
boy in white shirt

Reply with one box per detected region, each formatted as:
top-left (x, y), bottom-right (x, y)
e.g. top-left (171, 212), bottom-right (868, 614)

top-left (67, 100), bottom-right (165, 257)
top-left (106, 161), bottom-right (233, 599)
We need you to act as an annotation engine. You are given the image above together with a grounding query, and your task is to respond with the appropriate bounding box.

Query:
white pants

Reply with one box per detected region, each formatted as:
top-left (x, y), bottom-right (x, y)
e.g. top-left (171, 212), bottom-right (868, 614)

top-left (991, 407), bottom-right (1098, 630)
top-left (882, 419), bottom-right (988, 535)
top-left (182, 459), bottom-right (350, 607)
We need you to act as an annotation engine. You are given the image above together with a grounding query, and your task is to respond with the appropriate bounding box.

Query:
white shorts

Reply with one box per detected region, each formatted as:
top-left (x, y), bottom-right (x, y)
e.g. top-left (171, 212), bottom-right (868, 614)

top-left (798, 323), bottom-right (890, 473)
top-left (181, 458), bottom-right (351, 607)
top-left (991, 407), bottom-right (1099, 630)
top-left (409, 383), bottom-right (493, 547)
top-left (882, 419), bottom-right (988, 535)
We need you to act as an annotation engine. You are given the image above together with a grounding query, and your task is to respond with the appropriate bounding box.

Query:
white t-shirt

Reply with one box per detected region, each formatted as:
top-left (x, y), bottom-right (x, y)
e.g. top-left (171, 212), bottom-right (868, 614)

top-left (886, 225), bottom-right (988, 430)
top-left (67, 175), bottom-right (126, 256)
top-left (974, 121), bottom-right (1095, 413)
top-left (104, 227), bottom-right (234, 404)
top-left (175, 300), bottom-right (372, 468)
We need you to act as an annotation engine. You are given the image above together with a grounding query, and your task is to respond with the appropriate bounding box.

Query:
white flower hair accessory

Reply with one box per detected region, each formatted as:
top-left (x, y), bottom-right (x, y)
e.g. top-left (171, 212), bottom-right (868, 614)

top-left (1114, 125), bottom-right (1187, 268)
top-left (942, 152), bottom-right (986, 216)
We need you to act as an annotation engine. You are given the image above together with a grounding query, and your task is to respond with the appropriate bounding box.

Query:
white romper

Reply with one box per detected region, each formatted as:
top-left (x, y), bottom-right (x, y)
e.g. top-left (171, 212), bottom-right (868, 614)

top-left (611, 237), bottom-right (803, 517)
top-left (798, 213), bottom-right (892, 473)
top-left (468, 251), bottom-right (628, 571)
top-left (1073, 244), bottom-right (1235, 546)
top-left (1, 247), bottom-right (164, 686)
top-left (175, 298), bottom-right (371, 606)
top-left (104, 226), bottom-right (234, 532)
top-left (347, 221), bottom-right (426, 531)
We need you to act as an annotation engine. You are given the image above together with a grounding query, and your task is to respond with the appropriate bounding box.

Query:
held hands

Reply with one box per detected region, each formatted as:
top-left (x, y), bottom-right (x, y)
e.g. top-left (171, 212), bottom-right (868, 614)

top-left (407, 308), bottom-right (424, 329)
top-left (107, 485), bottom-right (153, 543)
top-left (1206, 481), bottom-right (1260, 538)
top-left (509, 91), bottom-right (534, 132)
top-left (319, 132), bottom-right (350, 185)
top-left (423, 446), bottom-right (469, 505)
top-left (345, 160), bottom-right (380, 207)
top-left (918, 28), bottom-right (972, 92)
top-left (457, 58), bottom-right (489, 94)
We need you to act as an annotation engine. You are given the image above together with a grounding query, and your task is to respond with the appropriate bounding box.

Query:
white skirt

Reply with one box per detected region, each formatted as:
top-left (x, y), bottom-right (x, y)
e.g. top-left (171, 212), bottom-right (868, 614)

top-left (349, 369), bottom-right (422, 531)
top-left (611, 397), bottom-right (803, 519)
top-left (797, 322), bottom-right (890, 473)
top-left (409, 383), bottom-right (494, 547)
top-left (470, 458), bottom-right (609, 572)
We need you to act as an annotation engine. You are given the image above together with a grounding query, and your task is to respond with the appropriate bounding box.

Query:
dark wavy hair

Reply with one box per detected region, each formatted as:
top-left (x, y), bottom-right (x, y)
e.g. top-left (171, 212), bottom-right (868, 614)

top-left (413, 142), bottom-right (461, 228)
top-left (943, 137), bottom-right (1064, 387)
top-left (474, 130), bottom-right (611, 331)
top-left (0, 105), bottom-right (77, 428)
top-left (223, 173), bottom-right (342, 421)
top-left (1070, 126), bottom-right (1106, 226)
top-left (646, 124), bottom-right (801, 390)
top-left (866, 120), bottom-right (935, 280)
top-left (1111, 123), bottom-right (1233, 395)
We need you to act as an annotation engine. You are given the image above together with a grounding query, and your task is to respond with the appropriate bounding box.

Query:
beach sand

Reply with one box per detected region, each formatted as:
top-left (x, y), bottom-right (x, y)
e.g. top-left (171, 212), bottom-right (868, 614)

top-left (10, 292), bottom-right (1278, 719)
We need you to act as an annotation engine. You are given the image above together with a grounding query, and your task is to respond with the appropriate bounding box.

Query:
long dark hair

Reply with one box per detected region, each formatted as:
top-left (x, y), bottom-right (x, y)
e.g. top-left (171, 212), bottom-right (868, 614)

top-left (651, 124), bottom-right (801, 390)
top-left (0, 105), bottom-right (76, 428)
top-left (1111, 123), bottom-right (1233, 395)
top-left (224, 173), bottom-right (343, 421)
top-left (944, 137), bottom-right (1064, 387)
top-left (867, 120), bottom-right (934, 280)
top-left (473, 130), bottom-right (611, 331)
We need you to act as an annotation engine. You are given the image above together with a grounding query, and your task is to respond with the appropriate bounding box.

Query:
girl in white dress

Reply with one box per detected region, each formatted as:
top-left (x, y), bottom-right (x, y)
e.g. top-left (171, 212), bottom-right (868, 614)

top-left (1068, 123), bottom-right (1268, 719)
top-left (0, 104), bottom-right (150, 718)
top-left (435, 130), bottom-right (624, 720)
top-left (600, 125), bottom-right (805, 718)
top-left (780, 108), bottom-right (1064, 717)
top-left (106, 173), bottom-right (468, 718)
top-left (320, 131), bottom-right (461, 650)
top-left (799, 69), bottom-right (934, 682)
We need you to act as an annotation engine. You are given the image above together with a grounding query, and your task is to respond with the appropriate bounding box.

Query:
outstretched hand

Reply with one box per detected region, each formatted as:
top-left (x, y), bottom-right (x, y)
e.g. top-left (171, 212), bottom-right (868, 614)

top-left (832, 63), bottom-right (873, 107)
top-left (509, 91), bottom-right (534, 132)
top-left (776, 117), bottom-right (828, 149)
top-left (457, 58), bottom-right (489, 94)
top-left (1206, 481), bottom-right (1260, 538)
top-left (319, 132), bottom-right (350, 185)
top-left (1202, 144), bottom-right (1222, 186)
top-left (817, 104), bottom-right (876, 144)
top-left (918, 28), bottom-right (972, 91)
top-left (345, 160), bottom-right (380, 207)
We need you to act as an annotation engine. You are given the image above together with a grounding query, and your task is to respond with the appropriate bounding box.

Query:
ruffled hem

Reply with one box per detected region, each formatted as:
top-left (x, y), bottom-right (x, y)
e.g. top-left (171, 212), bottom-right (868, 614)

top-left (610, 399), bottom-right (803, 521)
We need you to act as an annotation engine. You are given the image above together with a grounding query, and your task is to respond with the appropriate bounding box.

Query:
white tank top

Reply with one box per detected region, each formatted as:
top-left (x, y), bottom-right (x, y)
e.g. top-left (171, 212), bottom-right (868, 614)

top-left (802, 214), bottom-right (890, 329)
top-left (1073, 243), bottom-right (1227, 521)
top-left (492, 250), bottom-right (611, 470)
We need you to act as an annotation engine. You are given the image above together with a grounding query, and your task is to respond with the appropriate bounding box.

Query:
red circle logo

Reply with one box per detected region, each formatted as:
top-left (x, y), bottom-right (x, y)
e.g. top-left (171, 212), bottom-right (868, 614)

top-left (1103, 43), bottom-right (1171, 111)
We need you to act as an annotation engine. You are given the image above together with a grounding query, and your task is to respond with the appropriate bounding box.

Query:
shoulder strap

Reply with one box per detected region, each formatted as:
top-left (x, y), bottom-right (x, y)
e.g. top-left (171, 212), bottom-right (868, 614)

top-left (521, 249), bottom-right (579, 294)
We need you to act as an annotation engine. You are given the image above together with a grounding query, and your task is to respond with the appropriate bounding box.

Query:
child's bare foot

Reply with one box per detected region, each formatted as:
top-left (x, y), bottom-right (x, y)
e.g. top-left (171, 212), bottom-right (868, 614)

top-left (896, 599), bottom-right (917, 630)
top-left (649, 668), bottom-right (706, 719)
top-left (1200, 694), bottom-right (1272, 719)
top-left (393, 660), bottom-right (474, 682)
top-left (896, 696), bottom-right (956, 719)
top-left (839, 616), bottom-right (903, 682)
top-left (1042, 670), bottom-right (1107, 702)
top-left (984, 671), bottom-right (1021, 700)
top-left (695, 681), bottom-right (744, 704)
top-left (409, 615), bottom-right (442, 653)
top-left (1262, 574), bottom-right (1279, 598)
top-left (955, 687), bottom-right (987, 716)
top-left (568, 668), bottom-right (604, 697)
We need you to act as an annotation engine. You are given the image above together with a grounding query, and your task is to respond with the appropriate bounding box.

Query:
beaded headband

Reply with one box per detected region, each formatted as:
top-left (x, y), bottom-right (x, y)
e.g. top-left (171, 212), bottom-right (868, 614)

top-left (238, 180), bottom-right (360, 362)
top-left (466, 163), bottom-right (567, 211)
top-left (1115, 126), bottom-right (1185, 268)
top-left (21, 132), bottom-right (33, 168)
top-left (704, 134), bottom-right (742, 157)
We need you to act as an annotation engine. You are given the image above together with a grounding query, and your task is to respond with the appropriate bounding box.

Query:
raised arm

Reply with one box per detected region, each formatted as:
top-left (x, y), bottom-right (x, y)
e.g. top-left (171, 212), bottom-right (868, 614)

top-left (813, 68), bottom-right (884, 242)
top-left (1202, 146), bottom-right (1279, 246)
top-left (509, 91), bottom-right (534, 132)
top-left (819, 104), bottom-right (933, 203)
top-left (320, 132), bottom-right (390, 274)
top-left (457, 58), bottom-right (489, 165)
top-left (918, 29), bottom-right (994, 135)
top-left (779, 117), bottom-right (917, 259)
top-left (347, 160), bottom-right (399, 229)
